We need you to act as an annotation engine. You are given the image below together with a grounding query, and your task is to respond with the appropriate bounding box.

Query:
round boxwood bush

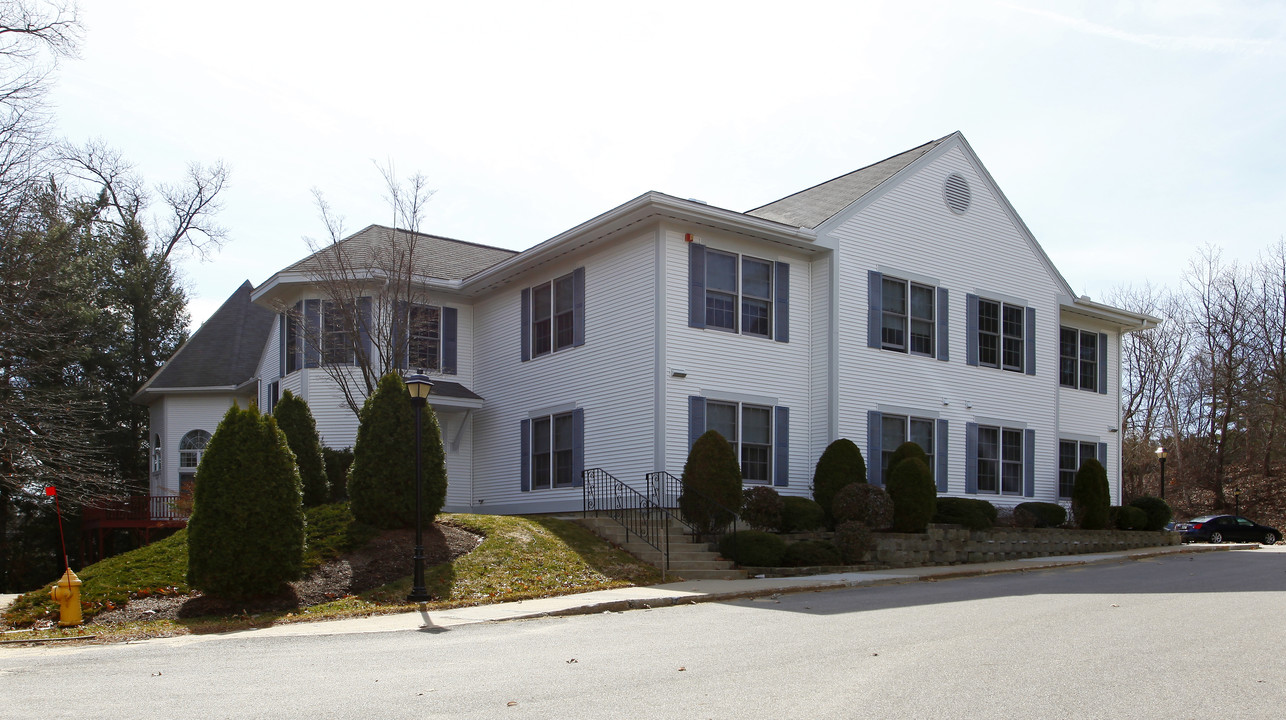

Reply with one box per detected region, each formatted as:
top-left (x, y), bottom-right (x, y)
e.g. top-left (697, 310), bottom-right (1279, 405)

top-left (1128, 495), bottom-right (1173, 531)
top-left (1014, 501), bottom-right (1067, 528)
top-left (187, 404), bottom-right (305, 599)
top-left (783, 540), bottom-right (843, 567)
top-left (1114, 505), bottom-right (1148, 530)
top-left (933, 497), bottom-right (996, 530)
top-left (741, 486), bottom-right (785, 532)
top-left (679, 429), bottom-right (744, 536)
top-left (273, 390), bottom-right (328, 507)
top-left (886, 441), bottom-right (929, 479)
top-left (718, 530), bottom-right (787, 567)
top-left (811, 438), bottom-right (866, 525)
top-left (831, 482), bottom-right (894, 530)
top-left (886, 457), bottom-right (936, 533)
top-left (833, 521), bottom-right (875, 564)
top-left (780, 496), bottom-right (826, 532)
top-left (349, 373), bottom-right (447, 529)
top-left (1072, 458), bottom-right (1110, 530)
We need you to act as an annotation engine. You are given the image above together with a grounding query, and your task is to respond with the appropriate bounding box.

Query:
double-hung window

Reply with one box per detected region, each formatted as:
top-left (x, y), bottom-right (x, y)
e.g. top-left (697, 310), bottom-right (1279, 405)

top-left (969, 295), bottom-right (1032, 374)
top-left (531, 412), bottom-right (575, 490)
top-left (880, 414), bottom-right (935, 479)
top-left (321, 301), bottom-right (353, 365)
top-left (705, 250), bottom-right (775, 338)
top-left (707, 400), bottom-right (773, 484)
top-left (1058, 440), bottom-right (1099, 498)
top-left (408, 304), bottom-right (441, 371)
top-left (976, 425), bottom-right (1024, 494)
top-left (522, 268), bottom-right (585, 361)
top-left (881, 278), bottom-right (935, 356)
top-left (1060, 327), bottom-right (1101, 392)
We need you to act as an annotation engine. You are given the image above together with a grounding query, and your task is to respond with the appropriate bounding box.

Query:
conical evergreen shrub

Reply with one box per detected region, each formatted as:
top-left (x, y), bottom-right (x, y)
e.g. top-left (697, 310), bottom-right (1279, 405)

top-left (348, 373), bottom-right (447, 529)
top-left (679, 429), bottom-right (743, 536)
top-left (886, 456), bottom-right (936, 533)
top-left (811, 438), bottom-right (866, 525)
top-left (186, 404), bottom-right (305, 599)
top-left (1072, 458), bottom-right (1110, 529)
top-left (273, 390), bottom-right (328, 507)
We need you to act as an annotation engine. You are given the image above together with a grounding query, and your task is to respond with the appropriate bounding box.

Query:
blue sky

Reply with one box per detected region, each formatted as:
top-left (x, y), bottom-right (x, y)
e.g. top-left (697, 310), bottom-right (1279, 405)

top-left (46, 0), bottom-right (1286, 327)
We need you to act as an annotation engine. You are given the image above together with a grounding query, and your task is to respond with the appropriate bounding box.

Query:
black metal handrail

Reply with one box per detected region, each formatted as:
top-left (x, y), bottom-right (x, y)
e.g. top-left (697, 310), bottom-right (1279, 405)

top-left (583, 468), bottom-right (677, 577)
top-left (645, 471), bottom-right (742, 552)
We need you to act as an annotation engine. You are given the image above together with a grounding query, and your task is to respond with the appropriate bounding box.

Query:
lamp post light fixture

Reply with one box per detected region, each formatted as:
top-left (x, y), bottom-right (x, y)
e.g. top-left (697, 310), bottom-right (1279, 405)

top-left (405, 373), bottom-right (434, 604)
top-left (1155, 446), bottom-right (1168, 500)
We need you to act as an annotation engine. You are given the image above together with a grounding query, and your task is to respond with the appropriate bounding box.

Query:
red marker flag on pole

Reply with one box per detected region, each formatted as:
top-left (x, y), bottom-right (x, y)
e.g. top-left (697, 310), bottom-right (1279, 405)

top-left (45, 486), bottom-right (68, 569)
top-left (45, 486), bottom-right (57, 496)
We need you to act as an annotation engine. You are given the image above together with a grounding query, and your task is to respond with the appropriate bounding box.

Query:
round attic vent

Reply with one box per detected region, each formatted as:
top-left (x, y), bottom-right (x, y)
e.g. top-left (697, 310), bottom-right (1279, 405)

top-left (944, 173), bottom-right (971, 215)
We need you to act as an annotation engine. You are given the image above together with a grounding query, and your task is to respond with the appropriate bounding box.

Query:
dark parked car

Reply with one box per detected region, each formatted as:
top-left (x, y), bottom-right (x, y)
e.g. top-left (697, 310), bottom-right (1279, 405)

top-left (1173, 515), bottom-right (1279, 545)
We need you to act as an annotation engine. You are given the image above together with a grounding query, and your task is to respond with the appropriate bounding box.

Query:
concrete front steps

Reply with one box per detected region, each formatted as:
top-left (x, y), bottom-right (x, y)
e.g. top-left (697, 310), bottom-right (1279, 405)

top-left (574, 515), bottom-right (747, 580)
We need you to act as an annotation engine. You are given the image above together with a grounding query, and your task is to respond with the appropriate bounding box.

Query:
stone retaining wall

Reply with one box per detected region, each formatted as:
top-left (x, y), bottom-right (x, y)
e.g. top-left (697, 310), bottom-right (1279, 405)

top-left (746, 525), bottom-right (1180, 576)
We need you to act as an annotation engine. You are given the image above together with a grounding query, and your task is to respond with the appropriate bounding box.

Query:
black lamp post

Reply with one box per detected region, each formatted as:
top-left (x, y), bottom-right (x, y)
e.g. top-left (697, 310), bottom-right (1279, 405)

top-left (405, 373), bottom-right (434, 604)
top-left (1155, 446), bottom-right (1168, 500)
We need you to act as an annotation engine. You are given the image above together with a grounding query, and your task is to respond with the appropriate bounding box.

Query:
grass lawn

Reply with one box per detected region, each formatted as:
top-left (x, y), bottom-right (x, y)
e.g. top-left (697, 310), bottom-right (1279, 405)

top-left (1, 505), bottom-right (662, 643)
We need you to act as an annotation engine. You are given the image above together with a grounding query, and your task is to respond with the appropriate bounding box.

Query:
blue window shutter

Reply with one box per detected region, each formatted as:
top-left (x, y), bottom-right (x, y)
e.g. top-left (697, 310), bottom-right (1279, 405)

top-left (773, 406), bottom-right (789, 487)
top-left (572, 266), bottom-right (586, 347)
top-left (688, 243), bottom-right (706, 329)
top-left (966, 294), bottom-right (979, 366)
top-left (392, 301), bottom-right (408, 370)
top-left (278, 313), bottom-right (286, 377)
top-left (358, 297), bottom-right (372, 366)
top-left (571, 408), bottom-right (585, 487)
top-left (773, 262), bottom-right (790, 343)
top-left (291, 302), bottom-right (303, 372)
top-left (688, 396), bottom-right (706, 449)
top-left (937, 288), bottom-right (950, 362)
top-left (1023, 428), bottom-right (1035, 497)
top-left (1098, 332), bottom-right (1108, 395)
top-left (936, 418), bottom-right (949, 493)
top-left (867, 410), bottom-right (883, 486)
top-left (1098, 441), bottom-right (1108, 467)
top-left (442, 307), bottom-right (458, 375)
top-left (520, 288), bottom-right (531, 362)
top-left (965, 422), bottom-right (978, 493)
top-left (1025, 307), bottom-right (1037, 376)
top-left (304, 299), bottom-right (321, 368)
top-left (867, 271), bottom-right (882, 349)
top-left (520, 419), bottom-right (531, 492)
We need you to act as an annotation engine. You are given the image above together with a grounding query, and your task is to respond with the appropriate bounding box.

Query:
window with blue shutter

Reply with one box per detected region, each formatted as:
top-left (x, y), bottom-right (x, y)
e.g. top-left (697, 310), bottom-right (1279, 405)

top-left (524, 409), bottom-right (584, 491)
top-left (936, 418), bottom-right (949, 492)
top-left (442, 307), bottom-right (458, 375)
top-left (520, 419), bottom-right (530, 492)
top-left (1098, 332), bottom-right (1108, 395)
top-left (937, 289), bottom-right (950, 362)
top-left (304, 299), bottom-right (321, 368)
top-left (971, 294), bottom-right (1034, 375)
top-left (523, 269), bottom-right (585, 361)
top-left (965, 422), bottom-right (978, 493)
top-left (1023, 429), bottom-right (1035, 497)
top-left (688, 243), bottom-right (788, 342)
top-left (867, 410), bottom-right (883, 486)
top-left (690, 396), bottom-right (788, 485)
top-left (774, 406), bottom-right (789, 487)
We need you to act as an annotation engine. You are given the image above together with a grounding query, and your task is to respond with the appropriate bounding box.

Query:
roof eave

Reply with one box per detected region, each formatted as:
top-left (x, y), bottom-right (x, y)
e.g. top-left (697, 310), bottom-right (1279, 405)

top-left (1061, 296), bottom-right (1161, 331)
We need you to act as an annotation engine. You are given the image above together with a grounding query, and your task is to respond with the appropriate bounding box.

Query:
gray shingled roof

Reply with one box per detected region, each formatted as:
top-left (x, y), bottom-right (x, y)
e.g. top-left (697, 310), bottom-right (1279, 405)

top-left (745, 136), bottom-right (948, 228)
top-left (136, 280), bottom-right (275, 395)
top-left (426, 381), bottom-right (483, 401)
top-left (287, 225), bottom-right (517, 281)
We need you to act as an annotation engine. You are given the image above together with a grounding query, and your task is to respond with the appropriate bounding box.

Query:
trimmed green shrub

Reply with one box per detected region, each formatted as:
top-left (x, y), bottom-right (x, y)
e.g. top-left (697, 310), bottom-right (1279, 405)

top-left (811, 438), bottom-right (866, 525)
top-left (1014, 502), bottom-right (1067, 529)
top-left (741, 486), bottom-right (785, 532)
top-left (783, 540), bottom-right (843, 567)
top-left (718, 530), bottom-right (787, 567)
top-left (349, 373), bottom-right (447, 530)
top-left (831, 482), bottom-right (894, 530)
top-left (679, 430), bottom-right (744, 536)
top-left (1116, 505), bottom-right (1147, 530)
top-left (187, 404), bottom-right (305, 599)
top-left (1072, 458), bottom-right (1110, 530)
top-left (934, 497), bottom-right (996, 530)
top-left (886, 457), bottom-right (936, 533)
top-left (886, 441), bottom-right (929, 479)
top-left (834, 521), bottom-right (875, 564)
top-left (323, 446), bottom-right (354, 502)
top-left (273, 390), bottom-right (328, 507)
top-left (780, 496), bottom-right (826, 532)
top-left (1128, 496), bottom-right (1173, 531)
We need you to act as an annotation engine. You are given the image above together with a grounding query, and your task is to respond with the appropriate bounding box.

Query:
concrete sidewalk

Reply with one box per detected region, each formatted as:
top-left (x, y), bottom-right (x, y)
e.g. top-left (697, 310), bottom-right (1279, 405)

top-left (202, 542), bottom-right (1246, 642)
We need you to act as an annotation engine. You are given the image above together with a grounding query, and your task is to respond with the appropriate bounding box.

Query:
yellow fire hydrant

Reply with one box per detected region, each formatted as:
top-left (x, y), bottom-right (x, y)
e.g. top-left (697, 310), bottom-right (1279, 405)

top-left (50, 568), bottom-right (83, 627)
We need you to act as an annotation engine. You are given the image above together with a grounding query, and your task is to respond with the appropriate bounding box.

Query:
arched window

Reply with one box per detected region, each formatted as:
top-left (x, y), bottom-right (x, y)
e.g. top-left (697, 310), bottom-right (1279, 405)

top-left (178, 430), bottom-right (212, 470)
top-left (152, 434), bottom-right (162, 474)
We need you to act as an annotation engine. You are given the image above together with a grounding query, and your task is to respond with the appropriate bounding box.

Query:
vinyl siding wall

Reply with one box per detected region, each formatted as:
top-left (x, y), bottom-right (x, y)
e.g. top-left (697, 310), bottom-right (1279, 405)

top-left (828, 143), bottom-right (1115, 504)
top-left (661, 225), bottom-right (816, 493)
top-left (151, 394), bottom-right (246, 496)
top-left (471, 231), bottom-right (657, 513)
top-left (1056, 316), bottom-right (1123, 503)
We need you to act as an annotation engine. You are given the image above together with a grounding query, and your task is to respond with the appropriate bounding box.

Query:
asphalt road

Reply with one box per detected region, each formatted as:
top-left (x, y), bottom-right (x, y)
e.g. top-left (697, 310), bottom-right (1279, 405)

top-left (4, 547), bottom-right (1284, 719)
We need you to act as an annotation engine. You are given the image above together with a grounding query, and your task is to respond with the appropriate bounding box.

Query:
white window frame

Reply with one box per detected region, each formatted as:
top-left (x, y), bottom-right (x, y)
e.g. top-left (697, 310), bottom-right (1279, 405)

top-left (1059, 327), bottom-right (1098, 391)
top-left (978, 298), bottom-right (1024, 372)
top-left (178, 430), bottom-right (211, 470)
top-left (881, 277), bottom-right (935, 356)
top-left (530, 273), bottom-right (575, 358)
top-left (1058, 440), bottom-right (1098, 499)
top-left (976, 424), bottom-right (1024, 495)
top-left (407, 304), bottom-right (442, 372)
top-left (706, 400), bottom-right (773, 484)
top-left (704, 250), bottom-right (775, 339)
top-left (530, 412), bottom-right (575, 490)
top-left (880, 414), bottom-right (935, 479)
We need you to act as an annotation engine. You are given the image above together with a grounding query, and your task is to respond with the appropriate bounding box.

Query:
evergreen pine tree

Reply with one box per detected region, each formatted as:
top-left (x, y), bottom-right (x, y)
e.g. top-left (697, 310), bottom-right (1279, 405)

top-left (348, 373), bottom-right (447, 529)
top-left (273, 390), bottom-right (329, 507)
top-left (1072, 458), bottom-right (1111, 529)
top-left (186, 404), bottom-right (305, 599)
top-left (679, 429), bottom-right (744, 536)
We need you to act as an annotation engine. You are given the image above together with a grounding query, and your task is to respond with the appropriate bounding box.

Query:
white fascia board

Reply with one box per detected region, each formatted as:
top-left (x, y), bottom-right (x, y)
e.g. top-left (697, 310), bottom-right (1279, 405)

top-left (1060, 296), bottom-right (1161, 332)
top-left (459, 192), bottom-right (820, 294)
top-left (428, 395), bottom-right (485, 410)
top-left (252, 271), bottom-right (464, 307)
